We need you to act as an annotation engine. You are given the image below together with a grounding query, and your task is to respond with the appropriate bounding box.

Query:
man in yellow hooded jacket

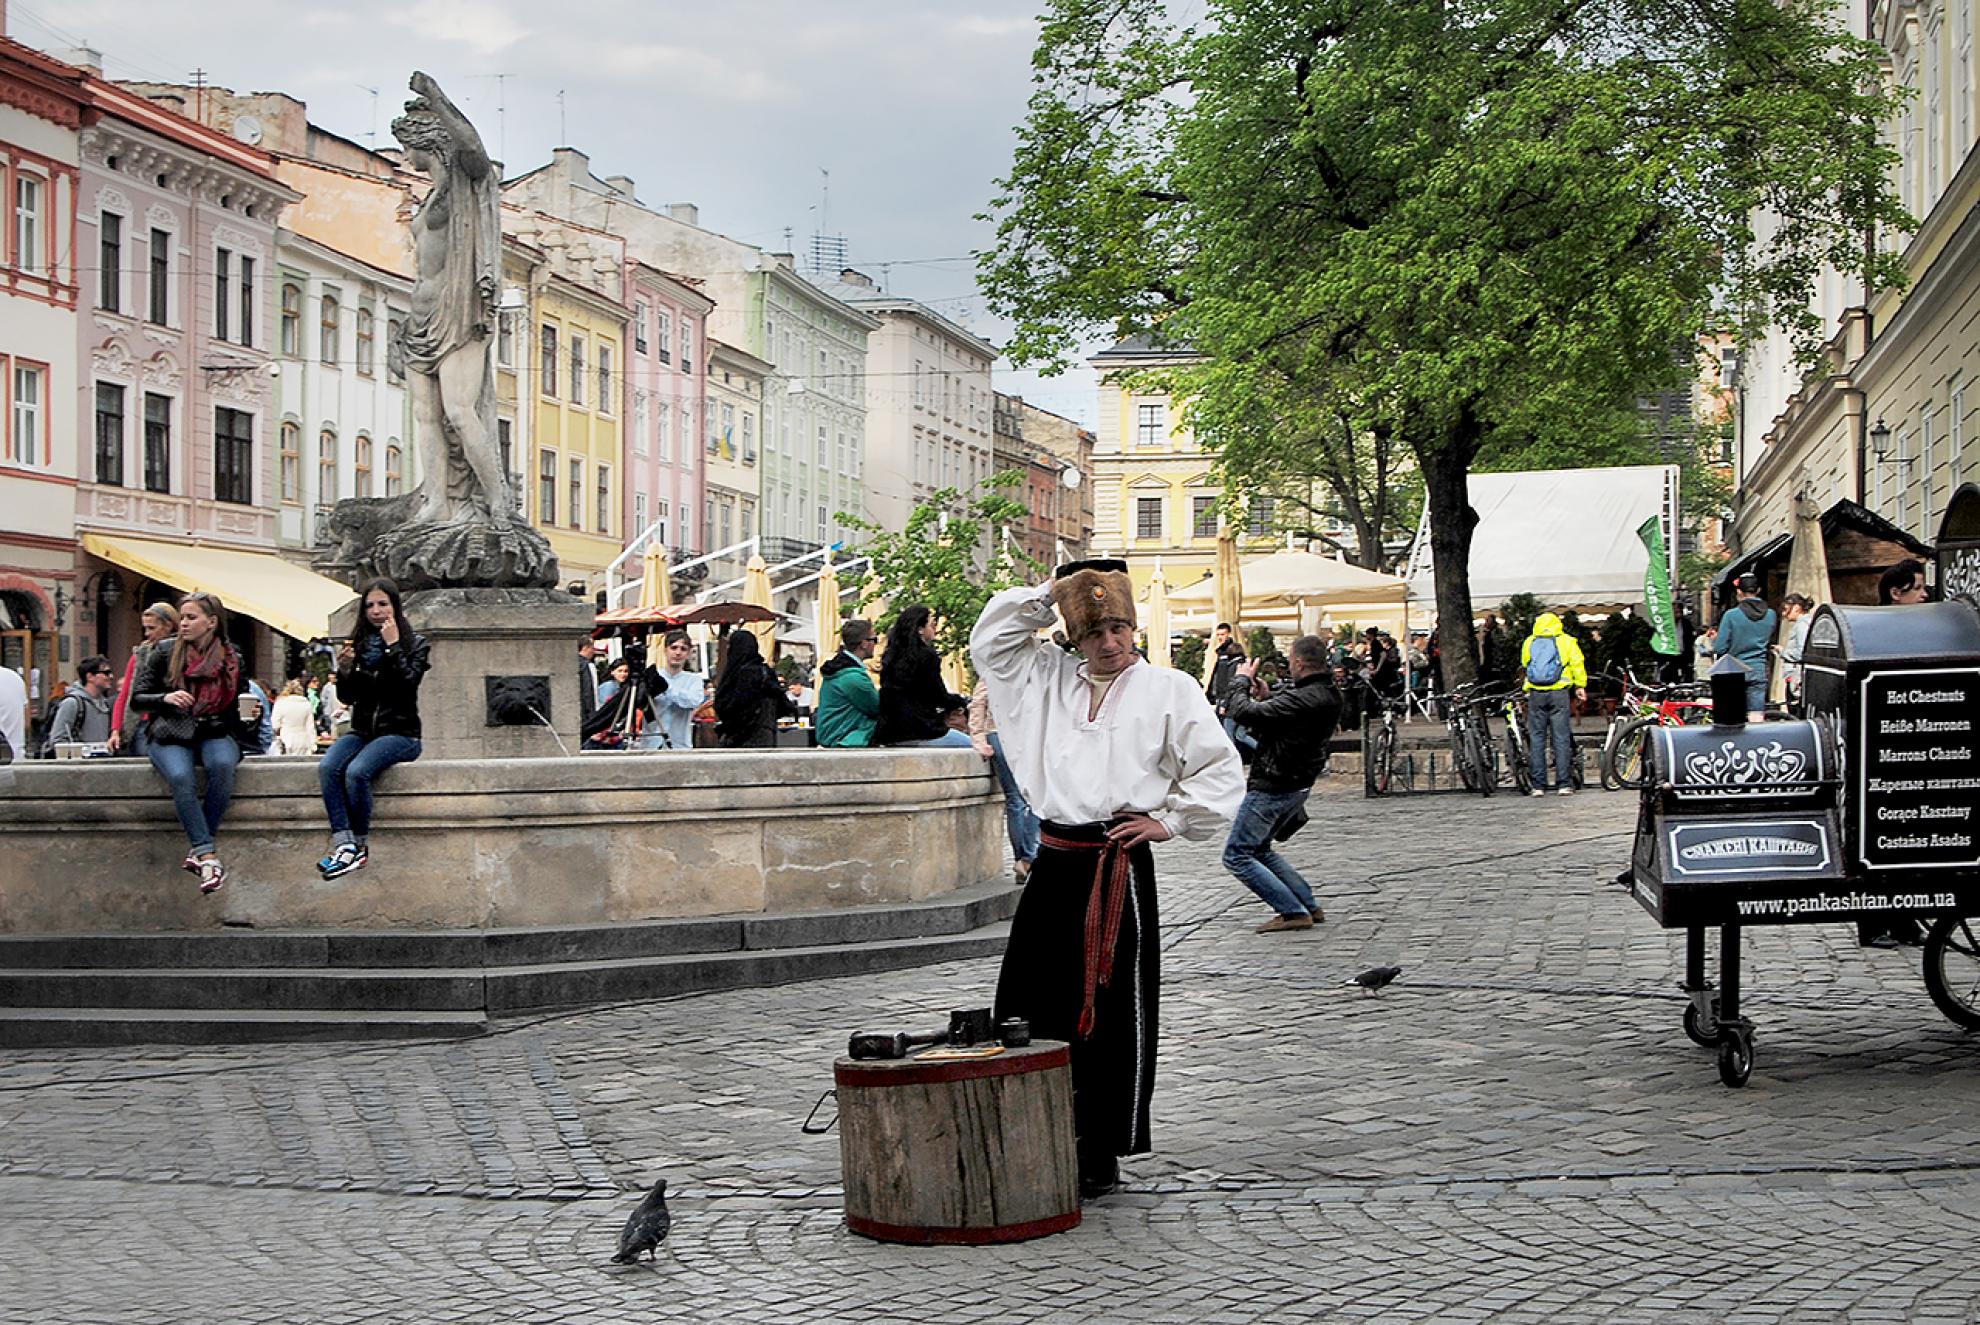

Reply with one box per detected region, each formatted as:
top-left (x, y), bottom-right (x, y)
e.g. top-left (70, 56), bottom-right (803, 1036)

top-left (1520, 612), bottom-right (1587, 796)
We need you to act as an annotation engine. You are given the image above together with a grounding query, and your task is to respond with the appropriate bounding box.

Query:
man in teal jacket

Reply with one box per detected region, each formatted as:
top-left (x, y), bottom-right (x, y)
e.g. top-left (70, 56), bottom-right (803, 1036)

top-left (1521, 612), bottom-right (1588, 796)
top-left (816, 618), bottom-right (880, 747)
top-left (1713, 573), bottom-right (1778, 721)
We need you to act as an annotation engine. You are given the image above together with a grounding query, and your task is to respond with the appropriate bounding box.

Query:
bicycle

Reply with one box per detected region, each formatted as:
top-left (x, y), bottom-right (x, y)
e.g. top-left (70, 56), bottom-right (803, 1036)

top-left (1601, 677), bottom-right (1714, 790)
top-left (1362, 682), bottom-right (1412, 796)
top-left (1441, 681), bottom-right (1496, 796)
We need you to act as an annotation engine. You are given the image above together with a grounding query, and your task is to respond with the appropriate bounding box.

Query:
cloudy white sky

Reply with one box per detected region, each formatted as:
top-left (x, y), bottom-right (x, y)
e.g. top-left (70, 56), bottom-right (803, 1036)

top-left (13, 0), bottom-right (1099, 423)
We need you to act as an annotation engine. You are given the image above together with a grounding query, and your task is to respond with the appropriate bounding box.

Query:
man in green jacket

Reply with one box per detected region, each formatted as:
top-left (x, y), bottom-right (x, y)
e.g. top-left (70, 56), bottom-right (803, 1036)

top-left (816, 618), bottom-right (880, 747)
top-left (1521, 612), bottom-right (1587, 797)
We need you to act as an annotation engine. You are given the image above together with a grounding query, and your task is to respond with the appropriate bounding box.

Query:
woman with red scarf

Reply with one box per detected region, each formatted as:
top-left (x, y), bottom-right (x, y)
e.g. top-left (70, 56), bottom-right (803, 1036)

top-left (131, 593), bottom-right (248, 894)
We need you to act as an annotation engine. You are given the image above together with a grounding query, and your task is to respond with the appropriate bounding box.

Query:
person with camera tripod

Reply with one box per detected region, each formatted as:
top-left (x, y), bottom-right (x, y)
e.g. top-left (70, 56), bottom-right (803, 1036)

top-left (971, 560), bottom-right (1244, 1200)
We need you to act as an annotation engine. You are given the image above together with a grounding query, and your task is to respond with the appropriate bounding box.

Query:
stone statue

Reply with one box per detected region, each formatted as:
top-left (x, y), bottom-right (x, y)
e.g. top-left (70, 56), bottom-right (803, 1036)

top-left (319, 71), bottom-right (557, 591)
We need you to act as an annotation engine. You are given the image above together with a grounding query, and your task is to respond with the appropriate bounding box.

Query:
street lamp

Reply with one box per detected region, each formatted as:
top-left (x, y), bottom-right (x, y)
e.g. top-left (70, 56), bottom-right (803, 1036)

top-left (1869, 417), bottom-right (1892, 463)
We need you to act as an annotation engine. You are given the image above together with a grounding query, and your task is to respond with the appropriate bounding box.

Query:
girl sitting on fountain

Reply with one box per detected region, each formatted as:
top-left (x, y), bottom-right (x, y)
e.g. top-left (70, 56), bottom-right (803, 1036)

top-left (131, 593), bottom-right (249, 895)
top-left (317, 578), bottom-right (432, 880)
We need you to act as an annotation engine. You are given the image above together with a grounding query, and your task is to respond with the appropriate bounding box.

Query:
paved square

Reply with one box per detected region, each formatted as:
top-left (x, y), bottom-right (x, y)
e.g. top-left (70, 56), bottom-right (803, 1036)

top-left (6, 785), bottom-right (1980, 1322)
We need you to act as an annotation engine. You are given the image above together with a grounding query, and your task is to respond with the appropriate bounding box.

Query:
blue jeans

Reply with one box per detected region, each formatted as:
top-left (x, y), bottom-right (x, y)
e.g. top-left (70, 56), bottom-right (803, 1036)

top-left (900, 729), bottom-right (974, 749)
top-left (1222, 787), bottom-right (1318, 917)
top-left (987, 732), bottom-right (1040, 864)
top-left (319, 733), bottom-right (422, 842)
top-left (147, 734), bottom-right (241, 855)
top-left (1527, 687), bottom-right (1575, 789)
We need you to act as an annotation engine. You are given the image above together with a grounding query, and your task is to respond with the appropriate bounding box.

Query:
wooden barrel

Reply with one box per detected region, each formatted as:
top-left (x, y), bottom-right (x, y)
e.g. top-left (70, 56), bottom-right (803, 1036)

top-left (835, 1039), bottom-right (1080, 1244)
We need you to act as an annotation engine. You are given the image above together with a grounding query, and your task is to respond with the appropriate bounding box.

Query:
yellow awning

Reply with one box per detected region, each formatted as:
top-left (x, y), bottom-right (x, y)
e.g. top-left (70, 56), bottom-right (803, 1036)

top-left (81, 533), bottom-right (357, 642)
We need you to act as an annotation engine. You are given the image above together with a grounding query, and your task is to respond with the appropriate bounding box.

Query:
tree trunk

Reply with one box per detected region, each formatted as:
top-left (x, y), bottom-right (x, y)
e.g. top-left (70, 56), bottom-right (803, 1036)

top-left (1417, 412), bottom-right (1483, 690)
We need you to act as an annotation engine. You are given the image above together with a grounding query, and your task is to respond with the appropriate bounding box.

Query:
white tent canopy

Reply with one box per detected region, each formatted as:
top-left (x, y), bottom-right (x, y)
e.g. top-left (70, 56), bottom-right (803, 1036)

top-left (1406, 464), bottom-right (1678, 615)
top-left (1170, 549), bottom-right (1406, 608)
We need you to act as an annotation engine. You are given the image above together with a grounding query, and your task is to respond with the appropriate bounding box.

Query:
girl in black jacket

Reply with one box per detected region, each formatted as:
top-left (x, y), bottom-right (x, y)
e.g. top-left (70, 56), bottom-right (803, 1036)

top-left (875, 606), bottom-right (970, 747)
top-left (317, 578), bottom-right (431, 879)
top-left (712, 630), bottom-right (794, 748)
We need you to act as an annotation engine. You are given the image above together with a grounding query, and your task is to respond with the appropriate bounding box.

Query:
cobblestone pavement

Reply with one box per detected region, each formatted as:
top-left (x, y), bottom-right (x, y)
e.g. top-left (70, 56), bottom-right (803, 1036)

top-left (8, 784), bottom-right (1980, 1322)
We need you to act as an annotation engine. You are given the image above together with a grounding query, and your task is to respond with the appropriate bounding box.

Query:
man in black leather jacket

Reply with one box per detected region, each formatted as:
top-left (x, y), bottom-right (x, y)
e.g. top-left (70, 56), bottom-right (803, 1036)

top-left (1220, 633), bottom-right (1340, 933)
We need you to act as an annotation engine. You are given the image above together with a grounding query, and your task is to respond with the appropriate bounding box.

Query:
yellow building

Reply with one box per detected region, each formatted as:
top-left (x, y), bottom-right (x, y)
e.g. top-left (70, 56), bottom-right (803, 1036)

top-left (530, 271), bottom-right (629, 587)
top-left (1089, 336), bottom-right (1278, 602)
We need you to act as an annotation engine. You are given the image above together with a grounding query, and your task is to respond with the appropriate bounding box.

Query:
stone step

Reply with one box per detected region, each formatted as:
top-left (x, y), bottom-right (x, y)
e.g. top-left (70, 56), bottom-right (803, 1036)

top-left (0, 881), bottom-right (1021, 970)
top-left (0, 1006), bottom-right (490, 1048)
top-left (0, 918), bottom-right (1015, 1047)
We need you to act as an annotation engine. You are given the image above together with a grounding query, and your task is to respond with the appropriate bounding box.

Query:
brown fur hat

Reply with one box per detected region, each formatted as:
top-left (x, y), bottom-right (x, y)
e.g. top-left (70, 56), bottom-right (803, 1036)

top-left (1051, 559), bottom-right (1137, 640)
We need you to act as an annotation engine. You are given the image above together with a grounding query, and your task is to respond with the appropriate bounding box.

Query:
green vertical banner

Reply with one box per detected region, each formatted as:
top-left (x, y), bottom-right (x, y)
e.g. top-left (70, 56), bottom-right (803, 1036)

top-left (1638, 515), bottom-right (1681, 655)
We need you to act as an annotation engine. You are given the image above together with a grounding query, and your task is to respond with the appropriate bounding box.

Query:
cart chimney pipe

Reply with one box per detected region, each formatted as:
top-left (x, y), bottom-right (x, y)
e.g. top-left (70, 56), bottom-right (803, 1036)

top-left (1710, 655), bottom-right (1749, 727)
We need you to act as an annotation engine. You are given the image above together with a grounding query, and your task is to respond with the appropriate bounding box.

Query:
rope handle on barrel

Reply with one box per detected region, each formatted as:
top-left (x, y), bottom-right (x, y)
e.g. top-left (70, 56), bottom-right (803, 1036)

top-left (801, 1088), bottom-right (838, 1135)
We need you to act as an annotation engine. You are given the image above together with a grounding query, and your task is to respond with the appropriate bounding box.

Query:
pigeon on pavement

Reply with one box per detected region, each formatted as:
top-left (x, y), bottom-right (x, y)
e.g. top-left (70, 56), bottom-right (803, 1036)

top-left (613, 1179), bottom-right (671, 1264)
top-left (1349, 965), bottom-right (1402, 992)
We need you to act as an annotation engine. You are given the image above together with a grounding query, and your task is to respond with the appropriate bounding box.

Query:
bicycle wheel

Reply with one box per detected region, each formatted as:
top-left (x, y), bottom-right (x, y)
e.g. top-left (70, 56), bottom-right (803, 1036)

top-left (1468, 727), bottom-right (1495, 797)
top-left (1450, 725), bottom-right (1479, 790)
top-left (1599, 722), bottom-right (1625, 790)
top-left (1923, 915), bottom-right (1980, 1030)
top-left (1507, 723), bottom-right (1531, 794)
top-left (1612, 715), bottom-right (1659, 790)
top-left (1372, 721), bottom-right (1398, 795)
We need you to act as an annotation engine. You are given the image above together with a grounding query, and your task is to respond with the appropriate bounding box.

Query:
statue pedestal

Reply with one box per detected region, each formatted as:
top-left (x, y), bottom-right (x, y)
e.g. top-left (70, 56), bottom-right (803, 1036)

top-left (334, 587), bottom-right (594, 760)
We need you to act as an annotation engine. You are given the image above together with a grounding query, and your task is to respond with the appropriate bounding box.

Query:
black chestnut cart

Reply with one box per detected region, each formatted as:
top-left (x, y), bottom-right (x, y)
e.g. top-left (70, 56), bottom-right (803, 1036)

top-left (1627, 602), bottom-right (1980, 1086)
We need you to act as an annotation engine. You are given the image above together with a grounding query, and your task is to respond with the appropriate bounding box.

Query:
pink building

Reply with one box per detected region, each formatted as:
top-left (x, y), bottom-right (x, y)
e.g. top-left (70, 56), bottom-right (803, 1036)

top-left (624, 262), bottom-right (710, 557)
top-left (73, 75), bottom-right (298, 673)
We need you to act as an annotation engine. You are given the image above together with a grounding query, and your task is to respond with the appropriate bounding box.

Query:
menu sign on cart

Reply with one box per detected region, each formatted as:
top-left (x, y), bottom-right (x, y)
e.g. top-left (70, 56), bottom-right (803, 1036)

top-left (1857, 666), bottom-right (1980, 871)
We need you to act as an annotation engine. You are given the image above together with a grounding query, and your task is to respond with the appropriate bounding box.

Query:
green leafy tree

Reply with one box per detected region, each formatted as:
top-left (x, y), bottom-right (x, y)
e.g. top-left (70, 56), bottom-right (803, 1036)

top-left (981, 0), bottom-right (1906, 688)
top-left (840, 475), bottom-right (1038, 663)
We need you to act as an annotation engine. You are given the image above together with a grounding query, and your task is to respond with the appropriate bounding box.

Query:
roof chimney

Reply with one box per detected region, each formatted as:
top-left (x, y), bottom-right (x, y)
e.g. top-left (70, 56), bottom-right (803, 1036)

top-left (603, 174), bottom-right (636, 200)
top-left (667, 202), bottom-right (699, 227)
top-left (838, 267), bottom-right (876, 289)
top-left (552, 146), bottom-right (590, 178)
top-left (64, 45), bottom-right (104, 72)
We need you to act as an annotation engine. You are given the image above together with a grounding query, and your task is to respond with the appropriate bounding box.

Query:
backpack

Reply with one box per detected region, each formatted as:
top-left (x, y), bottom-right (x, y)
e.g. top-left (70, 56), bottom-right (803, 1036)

top-left (1526, 635), bottom-right (1565, 686)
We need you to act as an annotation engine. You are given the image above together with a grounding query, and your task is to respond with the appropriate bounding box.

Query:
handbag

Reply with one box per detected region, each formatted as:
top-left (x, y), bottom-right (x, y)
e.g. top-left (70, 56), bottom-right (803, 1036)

top-left (144, 710), bottom-right (198, 745)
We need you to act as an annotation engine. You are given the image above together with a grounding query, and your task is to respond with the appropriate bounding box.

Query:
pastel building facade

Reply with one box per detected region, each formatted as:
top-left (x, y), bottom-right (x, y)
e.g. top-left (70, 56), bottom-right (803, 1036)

top-left (504, 149), bottom-right (874, 556)
top-left (624, 262), bottom-right (712, 560)
top-left (706, 338), bottom-right (772, 581)
top-left (74, 75), bottom-right (296, 675)
top-left (0, 40), bottom-right (85, 712)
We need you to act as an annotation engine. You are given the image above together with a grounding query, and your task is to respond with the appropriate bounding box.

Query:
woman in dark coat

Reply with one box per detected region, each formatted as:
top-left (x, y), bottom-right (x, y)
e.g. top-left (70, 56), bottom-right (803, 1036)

top-left (712, 631), bottom-right (794, 748)
top-left (875, 606), bottom-right (971, 748)
top-left (316, 578), bottom-right (430, 879)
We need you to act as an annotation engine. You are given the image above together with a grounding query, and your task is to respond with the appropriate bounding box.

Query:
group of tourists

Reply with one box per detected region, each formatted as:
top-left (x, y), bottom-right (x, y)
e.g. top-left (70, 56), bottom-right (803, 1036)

top-left (57, 579), bottom-right (431, 896)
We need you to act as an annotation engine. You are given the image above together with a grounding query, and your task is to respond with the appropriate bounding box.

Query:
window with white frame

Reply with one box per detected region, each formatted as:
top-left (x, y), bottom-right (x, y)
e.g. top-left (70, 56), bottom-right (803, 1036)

top-left (496, 309), bottom-right (515, 367)
top-left (596, 463), bottom-right (612, 535)
top-left (1927, 19), bottom-right (1944, 204)
top-left (98, 211), bottom-right (123, 313)
top-left (706, 399), bottom-right (719, 453)
top-left (598, 345), bottom-right (613, 413)
top-left (216, 246), bottom-right (233, 342)
top-left (656, 400), bottom-right (670, 460)
top-left (742, 410), bottom-right (756, 463)
top-left (816, 424), bottom-right (827, 467)
top-left (540, 324), bottom-right (558, 397)
top-left (681, 402), bottom-right (696, 455)
top-left (8, 362), bottom-right (45, 466)
top-left (633, 393), bottom-right (648, 456)
top-left (679, 322), bottom-right (692, 374)
top-left (213, 407), bottom-right (253, 505)
top-left (1137, 401), bottom-right (1167, 446)
top-left (633, 490), bottom-right (647, 537)
top-left (1959, 2), bottom-right (1974, 153)
top-left (280, 421), bottom-right (300, 503)
top-left (320, 428), bottom-right (339, 504)
top-left (148, 228), bottom-right (172, 325)
top-left (568, 457), bottom-right (583, 529)
top-left (14, 172), bottom-right (42, 274)
top-left (1953, 375), bottom-right (1968, 481)
top-left (237, 254), bottom-right (254, 346)
top-left (94, 382), bottom-right (125, 485)
top-left (571, 335), bottom-right (587, 407)
top-left (720, 402), bottom-right (735, 456)
top-left (656, 310), bottom-right (672, 363)
top-left (143, 393), bottom-right (171, 493)
top-left (633, 301), bottom-right (649, 355)
top-left (320, 292), bottom-right (340, 365)
top-left (280, 281), bottom-right (302, 355)
top-left (356, 307), bottom-right (375, 375)
top-left (1922, 400), bottom-right (1937, 531)
top-left (538, 449), bottom-right (557, 524)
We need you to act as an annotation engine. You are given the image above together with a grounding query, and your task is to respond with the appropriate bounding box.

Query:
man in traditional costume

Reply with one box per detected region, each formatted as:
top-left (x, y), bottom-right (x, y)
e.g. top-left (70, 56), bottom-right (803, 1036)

top-left (971, 560), bottom-right (1245, 1199)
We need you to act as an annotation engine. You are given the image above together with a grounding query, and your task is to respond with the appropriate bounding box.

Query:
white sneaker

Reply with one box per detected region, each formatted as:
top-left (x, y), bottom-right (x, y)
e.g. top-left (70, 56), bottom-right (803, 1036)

top-left (1529, 789), bottom-right (1546, 798)
top-left (1558, 786), bottom-right (1575, 796)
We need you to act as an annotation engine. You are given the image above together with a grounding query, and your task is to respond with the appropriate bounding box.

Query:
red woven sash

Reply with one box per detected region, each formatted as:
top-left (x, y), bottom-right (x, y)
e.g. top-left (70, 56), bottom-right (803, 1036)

top-left (1039, 829), bottom-right (1134, 1039)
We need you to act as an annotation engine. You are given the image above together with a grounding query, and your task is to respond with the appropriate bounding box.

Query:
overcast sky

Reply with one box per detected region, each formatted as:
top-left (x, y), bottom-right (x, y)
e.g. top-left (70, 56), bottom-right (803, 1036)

top-left (14, 0), bottom-right (1099, 423)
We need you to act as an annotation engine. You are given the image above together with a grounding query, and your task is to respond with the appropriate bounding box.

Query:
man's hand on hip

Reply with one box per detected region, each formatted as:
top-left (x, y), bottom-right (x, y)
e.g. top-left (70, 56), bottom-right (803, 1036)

top-left (1106, 813), bottom-right (1171, 848)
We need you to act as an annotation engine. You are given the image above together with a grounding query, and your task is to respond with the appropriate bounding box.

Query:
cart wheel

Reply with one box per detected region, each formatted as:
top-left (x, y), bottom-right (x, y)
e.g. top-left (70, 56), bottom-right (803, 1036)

top-left (1682, 997), bottom-right (1720, 1047)
top-left (1716, 1029), bottom-right (1753, 1087)
top-left (1922, 915), bottom-right (1980, 1030)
